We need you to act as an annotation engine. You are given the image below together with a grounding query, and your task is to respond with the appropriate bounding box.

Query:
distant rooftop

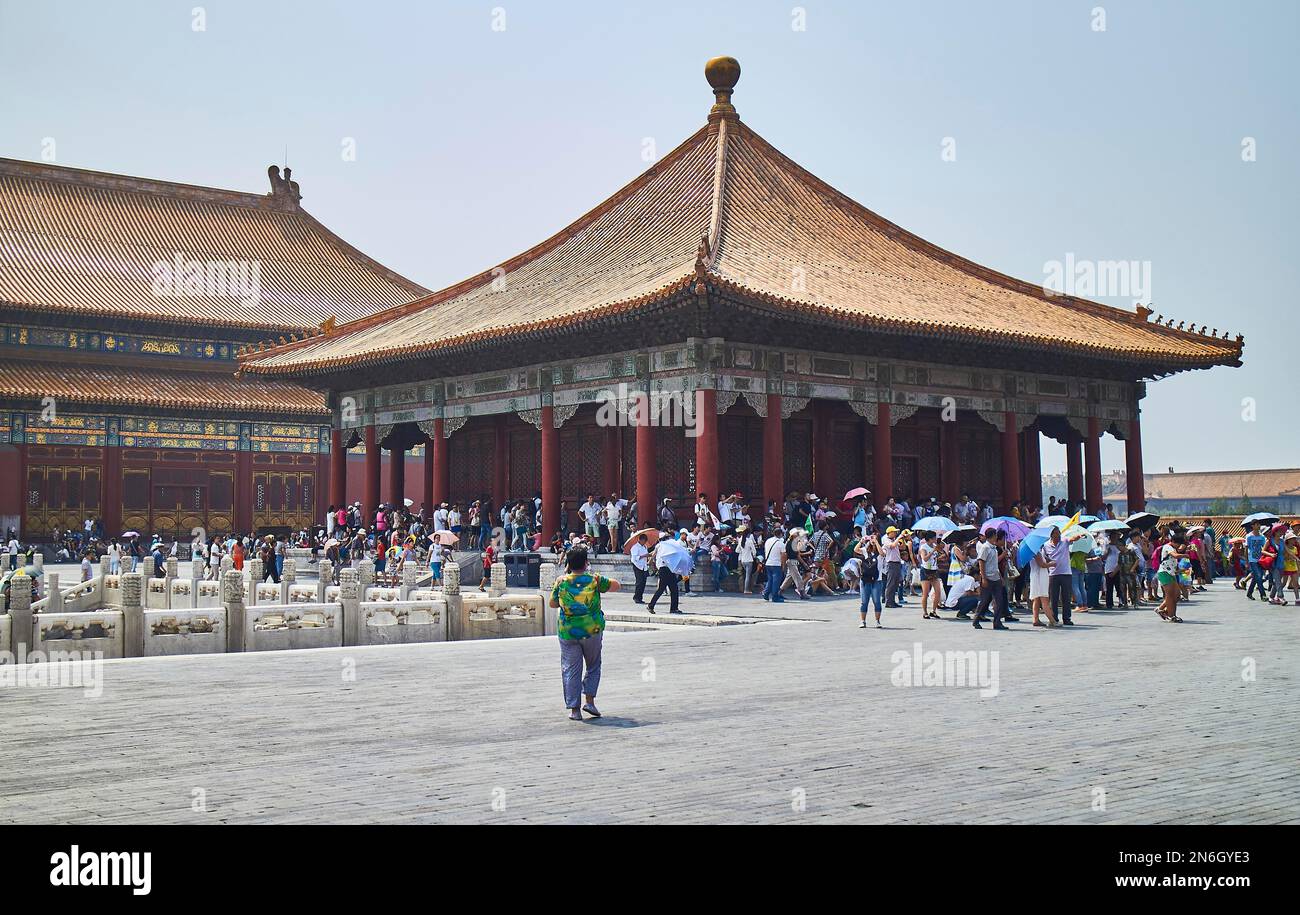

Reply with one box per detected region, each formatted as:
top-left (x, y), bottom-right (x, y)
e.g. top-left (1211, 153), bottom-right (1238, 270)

top-left (0, 158), bottom-right (428, 333)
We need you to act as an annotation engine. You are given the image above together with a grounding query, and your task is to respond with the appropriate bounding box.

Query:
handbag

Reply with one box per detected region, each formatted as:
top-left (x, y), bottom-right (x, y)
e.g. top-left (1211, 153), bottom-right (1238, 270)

top-left (1259, 552), bottom-right (1275, 570)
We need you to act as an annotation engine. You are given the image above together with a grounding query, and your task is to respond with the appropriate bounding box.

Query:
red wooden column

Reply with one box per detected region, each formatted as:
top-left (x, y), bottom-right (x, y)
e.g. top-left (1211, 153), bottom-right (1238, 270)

top-left (1023, 426), bottom-right (1043, 510)
top-left (939, 418), bottom-right (959, 504)
top-left (1125, 413), bottom-right (1145, 513)
top-left (635, 391), bottom-right (657, 527)
top-left (541, 406), bottom-right (559, 541)
top-left (431, 419), bottom-right (448, 506)
top-left (602, 425), bottom-right (621, 496)
top-left (363, 424), bottom-right (380, 522)
top-left (235, 450), bottom-right (253, 534)
top-left (103, 443), bottom-right (122, 538)
top-left (1085, 417), bottom-right (1103, 512)
top-left (12, 442), bottom-right (28, 538)
top-left (811, 400), bottom-right (834, 503)
top-left (1001, 410), bottom-right (1022, 512)
top-left (872, 403), bottom-right (893, 507)
top-left (763, 393), bottom-right (783, 510)
top-left (1066, 436), bottom-right (1084, 504)
top-left (492, 416), bottom-right (508, 506)
top-left (388, 443), bottom-right (405, 507)
top-left (421, 435), bottom-right (434, 513)
top-left (329, 429), bottom-right (346, 511)
top-left (694, 388), bottom-right (719, 503)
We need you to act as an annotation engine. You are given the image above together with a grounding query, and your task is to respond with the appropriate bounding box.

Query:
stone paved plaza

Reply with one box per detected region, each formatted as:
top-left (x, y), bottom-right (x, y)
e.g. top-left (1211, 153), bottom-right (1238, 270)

top-left (1, 581), bottom-right (1296, 824)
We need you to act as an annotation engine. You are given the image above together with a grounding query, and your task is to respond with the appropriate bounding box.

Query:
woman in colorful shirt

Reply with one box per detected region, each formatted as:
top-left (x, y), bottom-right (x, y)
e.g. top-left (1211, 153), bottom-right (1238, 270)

top-left (550, 546), bottom-right (621, 720)
top-left (1156, 533), bottom-right (1186, 622)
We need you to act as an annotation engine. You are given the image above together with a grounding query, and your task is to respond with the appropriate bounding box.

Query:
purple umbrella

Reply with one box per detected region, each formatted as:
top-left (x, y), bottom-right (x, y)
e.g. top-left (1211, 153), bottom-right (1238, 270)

top-left (981, 516), bottom-right (1032, 541)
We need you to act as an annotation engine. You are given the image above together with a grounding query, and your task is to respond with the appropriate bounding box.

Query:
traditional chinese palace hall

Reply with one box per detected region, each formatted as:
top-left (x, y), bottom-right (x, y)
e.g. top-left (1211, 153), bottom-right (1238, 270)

top-left (0, 158), bottom-right (427, 540)
top-left (240, 58), bottom-right (1243, 539)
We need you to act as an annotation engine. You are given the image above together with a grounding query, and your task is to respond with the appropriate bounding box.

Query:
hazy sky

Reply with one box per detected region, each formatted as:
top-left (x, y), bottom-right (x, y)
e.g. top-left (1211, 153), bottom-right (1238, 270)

top-left (2, 0), bottom-right (1295, 475)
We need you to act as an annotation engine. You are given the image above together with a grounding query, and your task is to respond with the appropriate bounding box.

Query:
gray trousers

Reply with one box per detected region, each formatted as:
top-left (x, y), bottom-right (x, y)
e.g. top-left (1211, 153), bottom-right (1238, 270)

top-left (560, 632), bottom-right (603, 709)
top-left (884, 561), bottom-right (902, 607)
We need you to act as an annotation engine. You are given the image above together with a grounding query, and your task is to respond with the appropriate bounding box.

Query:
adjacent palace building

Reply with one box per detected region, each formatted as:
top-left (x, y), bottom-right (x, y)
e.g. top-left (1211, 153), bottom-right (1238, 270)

top-left (3, 58), bottom-right (1243, 542)
top-left (0, 158), bottom-right (426, 539)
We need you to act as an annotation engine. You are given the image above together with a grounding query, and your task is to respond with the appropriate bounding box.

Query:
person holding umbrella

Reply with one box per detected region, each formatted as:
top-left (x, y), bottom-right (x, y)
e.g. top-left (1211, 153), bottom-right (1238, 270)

top-left (550, 545), bottom-right (620, 720)
top-left (1244, 522), bottom-right (1268, 601)
top-left (629, 531), bottom-right (651, 603)
top-left (916, 529), bottom-right (943, 620)
top-left (1040, 524), bottom-right (1074, 626)
top-left (971, 529), bottom-right (1008, 630)
top-left (648, 535), bottom-right (692, 614)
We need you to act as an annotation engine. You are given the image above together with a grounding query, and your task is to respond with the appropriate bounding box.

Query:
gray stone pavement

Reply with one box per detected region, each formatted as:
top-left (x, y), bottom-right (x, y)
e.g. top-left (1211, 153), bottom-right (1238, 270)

top-left (1, 582), bottom-right (1296, 824)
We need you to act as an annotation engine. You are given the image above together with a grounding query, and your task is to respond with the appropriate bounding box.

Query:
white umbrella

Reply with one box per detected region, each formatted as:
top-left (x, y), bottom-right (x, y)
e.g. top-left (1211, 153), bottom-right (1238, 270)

top-left (654, 538), bottom-right (694, 576)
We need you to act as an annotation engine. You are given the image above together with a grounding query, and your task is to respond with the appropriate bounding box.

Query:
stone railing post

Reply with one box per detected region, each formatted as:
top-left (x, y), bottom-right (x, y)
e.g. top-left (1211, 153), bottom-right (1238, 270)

top-left (120, 570), bottom-right (144, 658)
top-left (191, 557), bottom-right (205, 583)
top-left (32, 551), bottom-right (44, 575)
top-left (400, 562), bottom-right (417, 601)
top-left (222, 569), bottom-right (246, 653)
top-left (317, 559), bottom-right (333, 602)
top-left (339, 567), bottom-right (361, 647)
top-left (281, 557), bottom-right (296, 604)
top-left (247, 558), bottom-right (263, 606)
top-left (9, 570), bottom-right (33, 663)
top-left (358, 558), bottom-right (375, 602)
top-left (97, 555), bottom-right (111, 605)
top-left (539, 562), bottom-right (559, 636)
top-left (164, 557), bottom-right (179, 609)
top-left (539, 562), bottom-right (558, 595)
top-left (490, 561), bottom-right (506, 597)
top-left (441, 561), bottom-right (462, 640)
top-left (45, 572), bottom-right (62, 615)
top-left (220, 555), bottom-right (232, 578)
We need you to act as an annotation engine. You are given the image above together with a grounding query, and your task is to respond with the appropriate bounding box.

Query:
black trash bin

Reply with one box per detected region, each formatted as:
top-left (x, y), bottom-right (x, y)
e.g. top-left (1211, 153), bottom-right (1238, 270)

top-left (504, 552), bottom-right (541, 588)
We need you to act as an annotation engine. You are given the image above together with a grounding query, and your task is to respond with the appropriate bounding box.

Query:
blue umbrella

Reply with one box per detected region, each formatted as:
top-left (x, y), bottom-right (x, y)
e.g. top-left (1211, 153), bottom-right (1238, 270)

top-left (1242, 511), bottom-right (1280, 529)
top-left (1017, 529), bottom-right (1051, 568)
top-left (1087, 519), bottom-right (1130, 532)
top-left (1077, 514), bottom-right (1101, 524)
top-left (913, 516), bottom-right (958, 532)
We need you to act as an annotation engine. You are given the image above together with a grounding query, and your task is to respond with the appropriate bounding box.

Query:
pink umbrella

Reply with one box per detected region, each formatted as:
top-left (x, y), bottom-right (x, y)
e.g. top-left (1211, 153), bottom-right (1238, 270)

top-left (431, 531), bottom-right (459, 546)
top-left (842, 487), bottom-right (870, 501)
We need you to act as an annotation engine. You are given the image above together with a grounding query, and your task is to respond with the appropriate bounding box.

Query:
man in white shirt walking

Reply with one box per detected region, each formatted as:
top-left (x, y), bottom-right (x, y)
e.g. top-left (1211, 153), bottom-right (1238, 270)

top-left (629, 533), bottom-right (650, 603)
top-left (761, 526), bottom-right (787, 603)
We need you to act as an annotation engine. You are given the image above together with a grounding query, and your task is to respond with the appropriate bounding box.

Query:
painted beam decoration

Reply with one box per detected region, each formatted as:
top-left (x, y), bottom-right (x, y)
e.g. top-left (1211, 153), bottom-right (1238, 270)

top-left (2, 323), bottom-right (238, 361)
top-left (0, 410), bottom-right (329, 452)
top-left (333, 339), bottom-right (1142, 431)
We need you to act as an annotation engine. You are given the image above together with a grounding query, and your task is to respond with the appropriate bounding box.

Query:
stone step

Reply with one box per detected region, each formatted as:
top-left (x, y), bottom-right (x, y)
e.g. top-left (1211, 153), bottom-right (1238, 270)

top-left (603, 611), bottom-right (757, 627)
top-left (603, 620), bottom-right (680, 632)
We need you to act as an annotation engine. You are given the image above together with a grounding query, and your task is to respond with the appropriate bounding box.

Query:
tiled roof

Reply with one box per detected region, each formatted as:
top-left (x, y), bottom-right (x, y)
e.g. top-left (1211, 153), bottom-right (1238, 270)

top-left (0, 360), bottom-right (328, 416)
top-left (0, 158), bottom-right (427, 332)
top-left (241, 68), bottom-right (1244, 377)
top-left (1105, 469), bottom-right (1300, 502)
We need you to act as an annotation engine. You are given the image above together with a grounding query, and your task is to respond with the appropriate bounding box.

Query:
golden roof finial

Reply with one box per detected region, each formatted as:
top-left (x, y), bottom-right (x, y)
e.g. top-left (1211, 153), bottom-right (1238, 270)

top-left (705, 56), bottom-right (741, 119)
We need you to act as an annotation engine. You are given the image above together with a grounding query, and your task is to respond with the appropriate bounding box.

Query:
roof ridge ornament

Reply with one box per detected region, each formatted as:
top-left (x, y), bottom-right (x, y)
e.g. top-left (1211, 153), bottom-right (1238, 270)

top-left (267, 164), bottom-right (302, 209)
top-left (705, 56), bottom-right (741, 122)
